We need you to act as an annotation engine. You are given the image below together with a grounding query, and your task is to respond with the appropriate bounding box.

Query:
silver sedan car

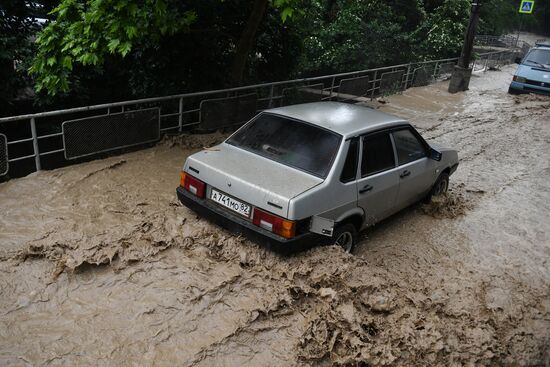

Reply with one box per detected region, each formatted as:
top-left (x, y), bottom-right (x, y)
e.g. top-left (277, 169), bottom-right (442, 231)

top-left (177, 102), bottom-right (458, 252)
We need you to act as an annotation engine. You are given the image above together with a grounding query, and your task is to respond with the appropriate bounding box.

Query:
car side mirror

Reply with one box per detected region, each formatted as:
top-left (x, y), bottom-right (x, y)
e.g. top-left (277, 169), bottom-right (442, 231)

top-left (515, 57), bottom-right (522, 64)
top-left (429, 148), bottom-right (442, 161)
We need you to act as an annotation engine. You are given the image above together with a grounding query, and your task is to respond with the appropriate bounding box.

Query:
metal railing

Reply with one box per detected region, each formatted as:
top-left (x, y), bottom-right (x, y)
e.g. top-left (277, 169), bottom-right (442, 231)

top-left (475, 34), bottom-right (519, 48)
top-left (0, 42), bottom-right (526, 177)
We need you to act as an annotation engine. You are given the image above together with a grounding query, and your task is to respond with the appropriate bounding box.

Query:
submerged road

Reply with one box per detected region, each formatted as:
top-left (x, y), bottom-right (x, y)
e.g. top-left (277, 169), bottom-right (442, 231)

top-left (0, 64), bottom-right (549, 366)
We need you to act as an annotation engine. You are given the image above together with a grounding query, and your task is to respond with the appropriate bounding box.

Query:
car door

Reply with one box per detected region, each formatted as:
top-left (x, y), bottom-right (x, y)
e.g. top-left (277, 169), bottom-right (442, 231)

top-left (357, 131), bottom-right (401, 226)
top-left (392, 127), bottom-right (434, 210)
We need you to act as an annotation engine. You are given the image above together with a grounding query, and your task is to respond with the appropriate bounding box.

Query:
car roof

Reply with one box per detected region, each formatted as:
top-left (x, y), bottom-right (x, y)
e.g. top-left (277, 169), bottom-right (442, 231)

top-left (265, 102), bottom-right (407, 138)
top-left (534, 41), bottom-right (550, 49)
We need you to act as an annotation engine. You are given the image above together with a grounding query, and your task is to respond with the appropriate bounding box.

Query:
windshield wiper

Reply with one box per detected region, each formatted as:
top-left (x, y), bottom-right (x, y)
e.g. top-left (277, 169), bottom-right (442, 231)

top-left (526, 59), bottom-right (548, 68)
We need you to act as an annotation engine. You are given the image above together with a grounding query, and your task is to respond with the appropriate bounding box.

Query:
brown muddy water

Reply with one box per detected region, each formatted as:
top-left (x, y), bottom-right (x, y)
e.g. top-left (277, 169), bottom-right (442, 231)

top-left (1, 65), bottom-right (549, 366)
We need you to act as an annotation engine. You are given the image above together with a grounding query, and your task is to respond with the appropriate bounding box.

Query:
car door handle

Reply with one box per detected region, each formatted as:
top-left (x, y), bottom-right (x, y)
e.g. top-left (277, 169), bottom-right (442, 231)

top-left (400, 170), bottom-right (411, 178)
top-left (359, 184), bottom-right (373, 193)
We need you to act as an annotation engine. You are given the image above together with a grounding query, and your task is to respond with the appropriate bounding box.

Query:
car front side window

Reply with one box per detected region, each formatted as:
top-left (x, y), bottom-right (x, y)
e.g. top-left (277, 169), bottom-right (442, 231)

top-left (392, 129), bottom-right (427, 165)
top-left (361, 132), bottom-right (396, 177)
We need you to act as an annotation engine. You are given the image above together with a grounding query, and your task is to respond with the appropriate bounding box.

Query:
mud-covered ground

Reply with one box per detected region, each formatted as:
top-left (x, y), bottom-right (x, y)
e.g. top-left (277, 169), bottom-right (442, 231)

top-left (1, 64), bottom-right (549, 366)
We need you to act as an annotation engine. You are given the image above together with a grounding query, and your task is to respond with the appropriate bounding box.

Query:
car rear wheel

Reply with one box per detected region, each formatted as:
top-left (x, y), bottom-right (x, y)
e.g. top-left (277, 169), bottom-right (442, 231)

top-left (331, 224), bottom-right (357, 253)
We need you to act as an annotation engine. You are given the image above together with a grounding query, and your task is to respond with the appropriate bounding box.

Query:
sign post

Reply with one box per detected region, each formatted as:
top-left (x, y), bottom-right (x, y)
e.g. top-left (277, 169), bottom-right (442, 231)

top-left (515, 0), bottom-right (535, 48)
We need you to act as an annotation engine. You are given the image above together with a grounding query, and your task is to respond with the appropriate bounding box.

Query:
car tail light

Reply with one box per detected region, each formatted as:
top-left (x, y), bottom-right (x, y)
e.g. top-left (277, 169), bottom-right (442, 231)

top-left (252, 208), bottom-right (296, 239)
top-left (180, 171), bottom-right (206, 198)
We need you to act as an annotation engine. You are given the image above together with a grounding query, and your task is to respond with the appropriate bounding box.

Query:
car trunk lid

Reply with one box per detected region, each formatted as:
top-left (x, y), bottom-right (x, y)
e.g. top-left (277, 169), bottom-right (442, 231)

top-left (184, 143), bottom-right (323, 218)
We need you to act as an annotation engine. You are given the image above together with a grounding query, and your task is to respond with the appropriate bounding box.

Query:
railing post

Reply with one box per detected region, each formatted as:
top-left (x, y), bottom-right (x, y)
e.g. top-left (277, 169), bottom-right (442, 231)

top-left (30, 117), bottom-right (41, 171)
top-left (268, 85), bottom-right (275, 108)
top-left (370, 70), bottom-right (378, 99)
top-left (178, 97), bottom-right (183, 133)
top-left (330, 77), bottom-right (337, 100)
top-left (405, 63), bottom-right (412, 89)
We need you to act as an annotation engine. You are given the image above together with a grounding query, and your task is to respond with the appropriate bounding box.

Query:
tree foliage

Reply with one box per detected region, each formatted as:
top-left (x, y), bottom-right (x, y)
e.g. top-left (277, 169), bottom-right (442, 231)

top-left (1, 1), bottom-right (48, 114)
top-left (0, 0), bottom-right (546, 112)
top-left (293, 0), bottom-right (469, 75)
top-left (412, 0), bottom-right (470, 60)
top-left (29, 0), bottom-right (197, 95)
top-left (28, 0), bottom-right (302, 95)
top-left (478, 0), bottom-right (517, 35)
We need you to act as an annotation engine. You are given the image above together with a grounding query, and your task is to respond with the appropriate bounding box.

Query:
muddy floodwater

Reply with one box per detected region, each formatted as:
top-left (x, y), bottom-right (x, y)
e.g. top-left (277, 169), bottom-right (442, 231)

top-left (1, 65), bottom-right (549, 366)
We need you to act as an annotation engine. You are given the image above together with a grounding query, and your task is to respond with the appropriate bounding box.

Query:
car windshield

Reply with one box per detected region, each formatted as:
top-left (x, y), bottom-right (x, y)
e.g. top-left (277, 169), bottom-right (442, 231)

top-left (524, 49), bottom-right (550, 68)
top-left (226, 113), bottom-right (342, 178)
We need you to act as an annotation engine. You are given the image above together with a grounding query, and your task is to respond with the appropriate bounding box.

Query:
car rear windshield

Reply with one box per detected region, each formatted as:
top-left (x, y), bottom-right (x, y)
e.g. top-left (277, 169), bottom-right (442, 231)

top-left (226, 113), bottom-right (342, 178)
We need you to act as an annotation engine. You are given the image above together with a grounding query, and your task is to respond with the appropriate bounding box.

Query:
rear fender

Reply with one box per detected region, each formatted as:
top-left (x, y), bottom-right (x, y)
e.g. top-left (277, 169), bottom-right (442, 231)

top-left (310, 207), bottom-right (364, 237)
top-left (335, 208), bottom-right (365, 230)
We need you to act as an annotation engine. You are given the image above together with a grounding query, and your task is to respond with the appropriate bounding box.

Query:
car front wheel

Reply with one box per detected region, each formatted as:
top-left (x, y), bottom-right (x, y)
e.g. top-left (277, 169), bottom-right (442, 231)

top-left (331, 224), bottom-right (357, 253)
top-left (508, 86), bottom-right (521, 95)
top-left (431, 172), bottom-right (449, 197)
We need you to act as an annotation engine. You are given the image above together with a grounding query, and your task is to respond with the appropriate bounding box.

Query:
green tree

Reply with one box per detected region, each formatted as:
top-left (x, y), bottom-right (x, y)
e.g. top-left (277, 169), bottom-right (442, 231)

top-left (1, 1), bottom-right (43, 115)
top-left (532, 0), bottom-right (550, 36)
top-left (412, 0), bottom-right (470, 60)
top-left (293, 0), bottom-right (424, 76)
top-left (478, 0), bottom-right (517, 35)
top-left (30, 0), bottom-right (300, 95)
top-left (23, 0), bottom-right (540, 107)
top-left (29, 0), bottom-right (198, 96)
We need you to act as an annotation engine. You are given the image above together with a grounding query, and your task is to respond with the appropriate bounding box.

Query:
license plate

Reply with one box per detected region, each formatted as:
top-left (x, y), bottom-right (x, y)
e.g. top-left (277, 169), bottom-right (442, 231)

top-left (210, 188), bottom-right (251, 217)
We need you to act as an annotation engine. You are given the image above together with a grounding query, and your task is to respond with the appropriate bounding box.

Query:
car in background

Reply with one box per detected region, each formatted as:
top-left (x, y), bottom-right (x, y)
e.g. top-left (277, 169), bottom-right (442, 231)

top-left (509, 41), bottom-right (550, 95)
top-left (176, 102), bottom-right (459, 253)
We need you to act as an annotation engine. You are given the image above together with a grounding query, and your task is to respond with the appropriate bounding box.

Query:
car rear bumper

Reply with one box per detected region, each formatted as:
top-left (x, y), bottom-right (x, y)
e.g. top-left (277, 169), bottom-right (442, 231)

top-left (176, 186), bottom-right (326, 254)
top-left (509, 81), bottom-right (550, 95)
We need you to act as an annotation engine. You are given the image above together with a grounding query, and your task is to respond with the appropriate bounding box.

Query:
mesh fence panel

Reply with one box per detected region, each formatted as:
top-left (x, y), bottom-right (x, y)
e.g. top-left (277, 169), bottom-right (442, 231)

top-left (412, 65), bottom-right (435, 87)
top-left (199, 93), bottom-right (257, 131)
top-left (338, 75), bottom-right (370, 98)
top-left (0, 134), bottom-right (7, 176)
top-left (380, 71), bottom-right (405, 95)
top-left (62, 108), bottom-right (160, 160)
top-left (435, 62), bottom-right (455, 79)
top-left (281, 84), bottom-right (324, 106)
top-left (486, 55), bottom-right (499, 69)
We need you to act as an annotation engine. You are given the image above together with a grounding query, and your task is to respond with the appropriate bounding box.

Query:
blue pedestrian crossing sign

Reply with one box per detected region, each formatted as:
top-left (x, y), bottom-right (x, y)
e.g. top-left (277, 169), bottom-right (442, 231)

top-left (519, 0), bottom-right (534, 14)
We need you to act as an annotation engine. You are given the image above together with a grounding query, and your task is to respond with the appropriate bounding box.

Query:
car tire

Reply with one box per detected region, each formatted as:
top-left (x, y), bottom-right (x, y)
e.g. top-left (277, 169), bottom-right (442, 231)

top-left (508, 86), bottom-right (521, 95)
top-left (431, 172), bottom-right (450, 197)
top-left (331, 224), bottom-right (357, 253)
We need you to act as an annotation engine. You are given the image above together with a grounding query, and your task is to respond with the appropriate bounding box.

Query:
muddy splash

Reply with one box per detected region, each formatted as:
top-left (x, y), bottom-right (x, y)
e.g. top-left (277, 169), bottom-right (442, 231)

top-left (421, 184), bottom-right (483, 219)
top-left (1, 64), bottom-right (549, 366)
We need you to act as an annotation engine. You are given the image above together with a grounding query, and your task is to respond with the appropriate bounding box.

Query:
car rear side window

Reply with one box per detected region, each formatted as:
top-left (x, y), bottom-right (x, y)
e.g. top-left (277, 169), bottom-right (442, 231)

top-left (226, 113), bottom-right (342, 178)
top-left (340, 138), bottom-right (359, 183)
top-left (361, 132), bottom-right (395, 177)
top-left (392, 129), bottom-right (426, 165)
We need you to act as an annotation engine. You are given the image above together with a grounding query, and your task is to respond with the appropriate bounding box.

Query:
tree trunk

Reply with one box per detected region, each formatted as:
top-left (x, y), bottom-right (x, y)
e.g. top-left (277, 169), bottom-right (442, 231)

top-left (323, 0), bottom-right (336, 22)
top-left (228, 0), bottom-right (269, 86)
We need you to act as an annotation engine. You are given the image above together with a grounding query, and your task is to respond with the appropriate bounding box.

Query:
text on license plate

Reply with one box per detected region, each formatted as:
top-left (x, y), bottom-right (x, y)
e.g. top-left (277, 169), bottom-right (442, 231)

top-left (210, 189), bottom-right (251, 217)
